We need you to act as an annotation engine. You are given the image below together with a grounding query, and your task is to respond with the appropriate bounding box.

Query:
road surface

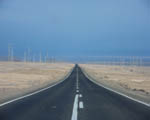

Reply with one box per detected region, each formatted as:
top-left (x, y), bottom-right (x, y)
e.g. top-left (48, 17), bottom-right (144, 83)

top-left (0, 65), bottom-right (150, 120)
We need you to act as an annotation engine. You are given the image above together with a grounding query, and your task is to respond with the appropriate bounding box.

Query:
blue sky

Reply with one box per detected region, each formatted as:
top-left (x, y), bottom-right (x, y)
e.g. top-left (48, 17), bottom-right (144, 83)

top-left (0, 0), bottom-right (150, 58)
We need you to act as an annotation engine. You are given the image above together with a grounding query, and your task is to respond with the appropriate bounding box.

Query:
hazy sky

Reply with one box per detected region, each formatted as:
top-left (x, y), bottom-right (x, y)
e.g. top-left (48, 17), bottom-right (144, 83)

top-left (0, 0), bottom-right (150, 58)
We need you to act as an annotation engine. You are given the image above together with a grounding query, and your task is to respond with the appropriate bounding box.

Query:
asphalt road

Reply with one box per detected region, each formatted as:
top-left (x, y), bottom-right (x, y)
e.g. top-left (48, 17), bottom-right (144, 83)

top-left (0, 65), bottom-right (150, 120)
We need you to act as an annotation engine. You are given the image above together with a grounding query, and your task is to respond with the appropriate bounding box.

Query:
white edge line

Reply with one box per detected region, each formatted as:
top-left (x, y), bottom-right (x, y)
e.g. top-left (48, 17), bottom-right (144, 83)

top-left (0, 66), bottom-right (75, 107)
top-left (80, 67), bottom-right (150, 107)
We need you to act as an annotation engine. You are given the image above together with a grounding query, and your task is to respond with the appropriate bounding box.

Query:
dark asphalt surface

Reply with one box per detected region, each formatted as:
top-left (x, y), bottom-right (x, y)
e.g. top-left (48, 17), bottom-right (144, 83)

top-left (0, 65), bottom-right (150, 120)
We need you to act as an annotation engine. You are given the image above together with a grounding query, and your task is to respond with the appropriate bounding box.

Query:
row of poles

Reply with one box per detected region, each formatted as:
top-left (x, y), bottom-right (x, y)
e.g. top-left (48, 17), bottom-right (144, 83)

top-left (7, 45), bottom-right (150, 66)
top-left (8, 44), bottom-right (14, 61)
top-left (8, 45), bottom-right (56, 63)
top-left (83, 56), bottom-right (150, 66)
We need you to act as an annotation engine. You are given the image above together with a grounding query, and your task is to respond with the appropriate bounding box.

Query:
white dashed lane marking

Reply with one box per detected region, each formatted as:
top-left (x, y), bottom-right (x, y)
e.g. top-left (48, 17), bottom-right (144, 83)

top-left (79, 94), bottom-right (82, 97)
top-left (79, 101), bottom-right (84, 109)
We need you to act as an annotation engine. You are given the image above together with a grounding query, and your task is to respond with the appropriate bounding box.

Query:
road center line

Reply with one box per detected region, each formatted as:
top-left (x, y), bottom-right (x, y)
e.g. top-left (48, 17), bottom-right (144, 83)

top-left (76, 68), bottom-right (79, 90)
top-left (79, 94), bottom-right (82, 97)
top-left (79, 101), bottom-right (84, 109)
top-left (71, 94), bottom-right (79, 120)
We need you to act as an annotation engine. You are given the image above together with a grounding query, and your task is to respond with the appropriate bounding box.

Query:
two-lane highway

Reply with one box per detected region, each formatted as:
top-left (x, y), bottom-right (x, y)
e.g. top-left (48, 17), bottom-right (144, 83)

top-left (0, 65), bottom-right (150, 120)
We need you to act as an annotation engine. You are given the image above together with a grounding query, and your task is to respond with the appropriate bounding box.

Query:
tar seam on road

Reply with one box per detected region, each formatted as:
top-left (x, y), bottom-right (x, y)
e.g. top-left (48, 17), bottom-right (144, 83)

top-left (81, 68), bottom-right (150, 107)
top-left (0, 67), bottom-right (75, 107)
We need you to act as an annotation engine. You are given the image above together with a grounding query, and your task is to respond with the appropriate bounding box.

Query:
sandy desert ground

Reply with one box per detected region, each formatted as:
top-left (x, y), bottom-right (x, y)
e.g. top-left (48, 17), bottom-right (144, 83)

top-left (0, 62), bottom-right (74, 103)
top-left (80, 64), bottom-right (150, 103)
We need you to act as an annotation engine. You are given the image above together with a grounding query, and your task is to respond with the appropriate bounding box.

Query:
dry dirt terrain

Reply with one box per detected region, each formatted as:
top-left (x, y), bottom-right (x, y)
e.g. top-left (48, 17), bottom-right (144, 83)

top-left (80, 64), bottom-right (150, 103)
top-left (0, 62), bottom-right (74, 103)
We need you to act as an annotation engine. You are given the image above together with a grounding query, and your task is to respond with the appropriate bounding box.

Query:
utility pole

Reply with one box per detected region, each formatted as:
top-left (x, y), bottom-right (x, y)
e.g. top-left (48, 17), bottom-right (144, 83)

top-left (11, 47), bottom-right (14, 61)
top-left (140, 57), bottom-right (143, 67)
top-left (33, 54), bottom-right (35, 63)
top-left (45, 55), bottom-right (47, 63)
top-left (8, 44), bottom-right (11, 61)
top-left (8, 44), bottom-right (14, 62)
top-left (24, 52), bottom-right (27, 62)
top-left (39, 52), bottom-right (42, 63)
top-left (27, 48), bottom-right (30, 62)
top-left (45, 53), bottom-right (48, 63)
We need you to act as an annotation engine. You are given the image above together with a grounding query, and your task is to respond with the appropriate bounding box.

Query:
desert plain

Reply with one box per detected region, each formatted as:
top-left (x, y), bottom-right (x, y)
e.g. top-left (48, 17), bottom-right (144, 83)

top-left (0, 62), bottom-right (74, 103)
top-left (80, 64), bottom-right (150, 103)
